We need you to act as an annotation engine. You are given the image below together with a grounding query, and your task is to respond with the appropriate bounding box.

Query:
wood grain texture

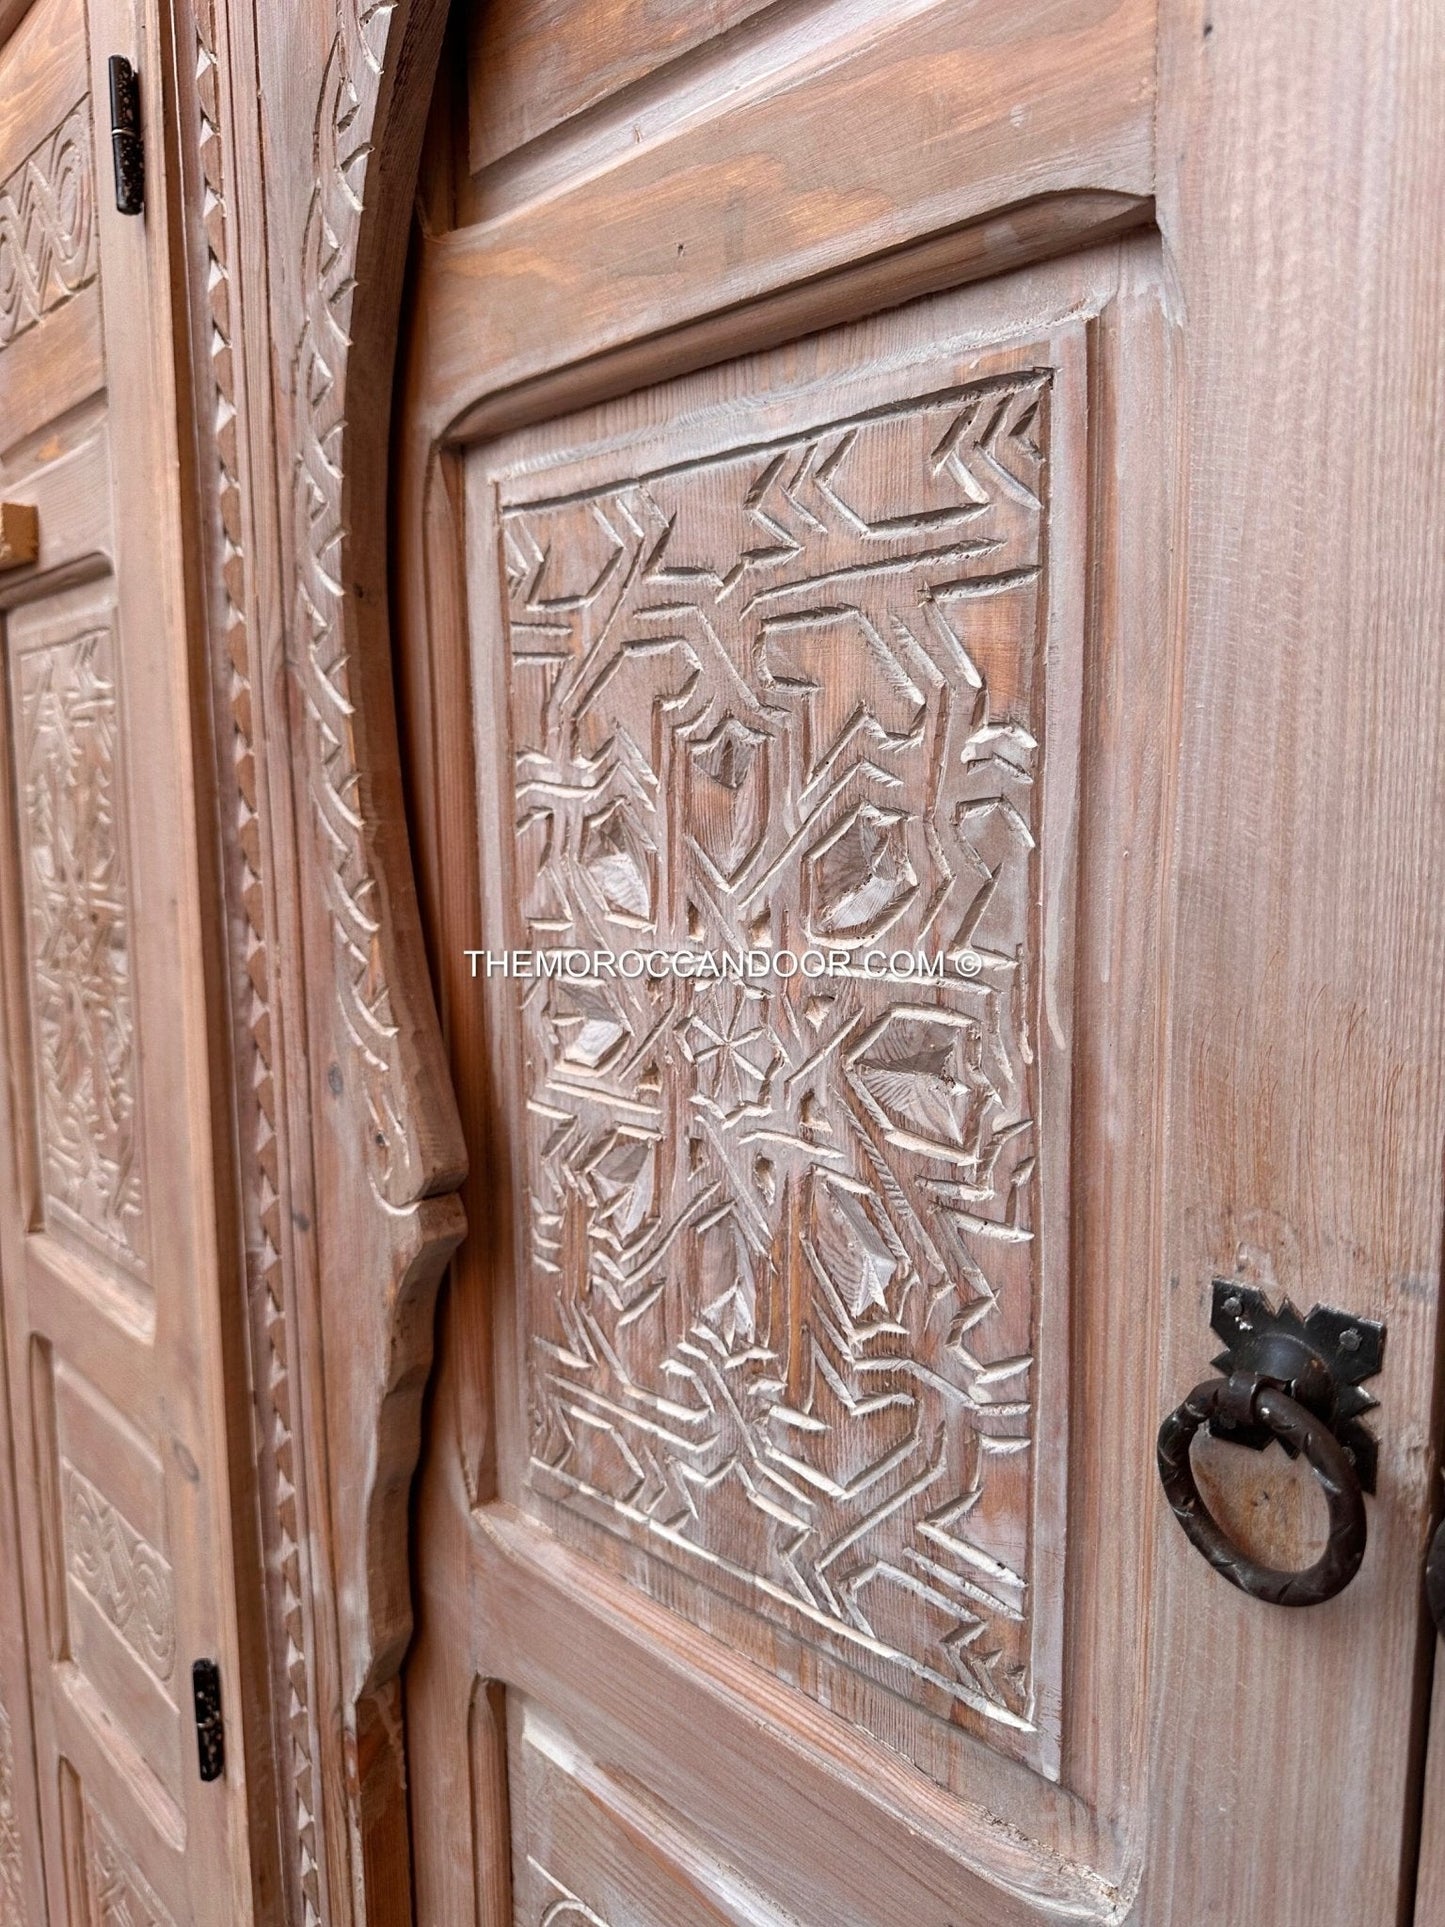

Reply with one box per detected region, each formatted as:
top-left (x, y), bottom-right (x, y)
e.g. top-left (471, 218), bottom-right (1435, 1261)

top-left (467, 0), bottom-right (776, 175)
top-left (196, 0), bottom-right (471, 1918)
top-left (0, 1281), bottom-right (45, 1927)
top-left (0, 1694), bottom-right (20, 1923)
top-left (402, 212), bottom-right (1176, 1917)
top-left (416, 0), bottom-right (1155, 443)
top-left (1137, 0), bottom-right (1445, 1919)
top-left (0, 504), bottom-right (37, 570)
top-left (11, 608), bottom-right (145, 1272)
top-left (0, 0), bottom-right (33, 56)
top-left (0, 0), bottom-right (266, 1918)
top-left (397, 84), bottom-right (1159, 1927)
top-left (169, 0), bottom-right (313, 1915)
top-left (0, 0), bottom-right (102, 457)
top-left (0, 96), bottom-right (96, 348)
top-left (9, 0), bottom-right (1426, 1917)
top-left (1416, 1640), bottom-right (1445, 1922)
top-left (400, 0), bottom-right (1445, 1921)
top-left (470, 331), bottom-right (1081, 1782)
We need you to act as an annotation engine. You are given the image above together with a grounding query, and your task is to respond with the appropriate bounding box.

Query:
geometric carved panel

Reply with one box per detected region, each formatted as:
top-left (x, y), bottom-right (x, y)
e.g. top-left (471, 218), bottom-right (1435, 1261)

top-left (11, 616), bottom-right (146, 1269)
top-left (0, 98), bottom-right (97, 351)
top-left (47, 1359), bottom-right (182, 1802)
top-left (482, 339), bottom-right (1079, 1777)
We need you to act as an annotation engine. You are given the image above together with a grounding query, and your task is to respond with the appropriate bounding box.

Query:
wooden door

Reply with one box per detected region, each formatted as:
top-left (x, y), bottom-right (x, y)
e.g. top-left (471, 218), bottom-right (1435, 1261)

top-left (391, 1), bottom-right (1445, 1923)
top-left (0, 0), bottom-right (258, 1920)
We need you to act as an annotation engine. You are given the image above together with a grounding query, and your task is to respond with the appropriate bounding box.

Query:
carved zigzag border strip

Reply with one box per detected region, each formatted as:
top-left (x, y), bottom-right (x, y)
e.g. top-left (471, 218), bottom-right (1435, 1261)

top-left (190, 6), bottom-right (321, 1921)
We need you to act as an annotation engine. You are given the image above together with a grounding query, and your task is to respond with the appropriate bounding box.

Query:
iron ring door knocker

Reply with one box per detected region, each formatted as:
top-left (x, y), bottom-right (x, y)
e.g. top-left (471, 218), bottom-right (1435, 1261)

top-left (1156, 1283), bottom-right (1385, 1607)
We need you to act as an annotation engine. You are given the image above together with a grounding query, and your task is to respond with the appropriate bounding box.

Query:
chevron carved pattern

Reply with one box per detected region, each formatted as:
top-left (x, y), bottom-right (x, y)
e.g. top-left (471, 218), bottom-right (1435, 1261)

top-left (499, 371), bottom-right (1054, 1762)
top-left (192, 9), bottom-right (321, 1918)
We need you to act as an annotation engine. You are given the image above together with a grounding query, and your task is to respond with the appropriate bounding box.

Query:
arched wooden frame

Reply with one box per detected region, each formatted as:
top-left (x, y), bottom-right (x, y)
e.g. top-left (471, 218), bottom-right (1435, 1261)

top-left (170, 2), bottom-right (464, 1923)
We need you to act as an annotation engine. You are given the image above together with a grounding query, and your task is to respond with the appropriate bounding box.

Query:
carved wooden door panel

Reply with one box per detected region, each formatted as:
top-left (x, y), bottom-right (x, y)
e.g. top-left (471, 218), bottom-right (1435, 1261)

top-left (387, 1), bottom-right (1445, 1924)
top-left (0, 0), bottom-right (256, 1920)
top-left (460, 270), bottom-right (1144, 1893)
top-left (480, 301), bottom-right (1087, 1768)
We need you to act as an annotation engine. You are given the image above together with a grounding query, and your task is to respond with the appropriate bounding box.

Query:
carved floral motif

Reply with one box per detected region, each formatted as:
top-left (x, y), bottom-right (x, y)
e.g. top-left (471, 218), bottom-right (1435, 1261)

top-left (64, 1463), bottom-right (176, 1683)
top-left (14, 623), bottom-right (145, 1266)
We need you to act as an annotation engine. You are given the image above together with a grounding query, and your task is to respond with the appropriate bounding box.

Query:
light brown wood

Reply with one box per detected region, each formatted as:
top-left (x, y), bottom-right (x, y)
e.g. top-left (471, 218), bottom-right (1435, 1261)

top-left (2, 0), bottom-right (1441, 1920)
top-left (415, 0), bottom-right (1156, 441)
top-left (466, 0), bottom-right (776, 177)
top-left (0, 0), bottom-right (102, 461)
top-left (0, 1241), bottom-right (45, 1927)
top-left (1139, 0), bottom-right (1445, 1915)
top-left (398, 33), bottom-right (1163, 1909)
top-left (1416, 1642), bottom-right (1445, 1922)
top-left (160, 0), bottom-right (472, 1919)
top-left (466, 281), bottom-right (1102, 1789)
top-left (398, 0), bottom-right (1179, 1911)
top-left (0, 0), bottom-right (266, 1920)
top-left (403, 218), bottom-right (1176, 1919)
top-left (392, 2), bottom-right (1445, 1925)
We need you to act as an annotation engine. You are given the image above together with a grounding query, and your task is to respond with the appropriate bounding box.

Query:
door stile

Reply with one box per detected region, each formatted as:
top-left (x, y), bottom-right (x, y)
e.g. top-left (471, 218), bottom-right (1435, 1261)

top-left (82, 0), bottom-right (258, 1907)
top-left (0, 0), bottom-right (267, 1913)
top-left (1140, 0), bottom-right (1445, 1918)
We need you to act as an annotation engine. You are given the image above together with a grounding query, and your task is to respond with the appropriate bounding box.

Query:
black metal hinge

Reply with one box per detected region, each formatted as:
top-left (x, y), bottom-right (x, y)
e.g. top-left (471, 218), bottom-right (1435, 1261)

top-left (191, 1659), bottom-right (225, 1783)
top-left (108, 56), bottom-right (144, 215)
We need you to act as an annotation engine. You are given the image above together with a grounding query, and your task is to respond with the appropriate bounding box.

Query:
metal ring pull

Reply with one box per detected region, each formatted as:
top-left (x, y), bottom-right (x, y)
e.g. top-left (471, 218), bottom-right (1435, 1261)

top-left (1157, 1282), bottom-right (1385, 1608)
top-left (1157, 1376), bottom-right (1367, 1606)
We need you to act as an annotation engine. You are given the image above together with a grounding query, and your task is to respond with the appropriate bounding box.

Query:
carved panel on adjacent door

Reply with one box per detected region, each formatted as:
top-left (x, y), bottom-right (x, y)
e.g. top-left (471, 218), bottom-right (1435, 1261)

top-left (9, 598), bottom-right (145, 1277)
top-left (474, 318), bottom-right (1084, 1779)
top-left (82, 1789), bottom-right (177, 1927)
top-left (0, 0), bottom-right (103, 454)
top-left (63, 1463), bottom-right (176, 1684)
top-left (0, 98), bottom-right (97, 350)
top-left (42, 1356), bottom-right (183, 1799)
top-left (0, 0), bottom-right (258, 1915)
